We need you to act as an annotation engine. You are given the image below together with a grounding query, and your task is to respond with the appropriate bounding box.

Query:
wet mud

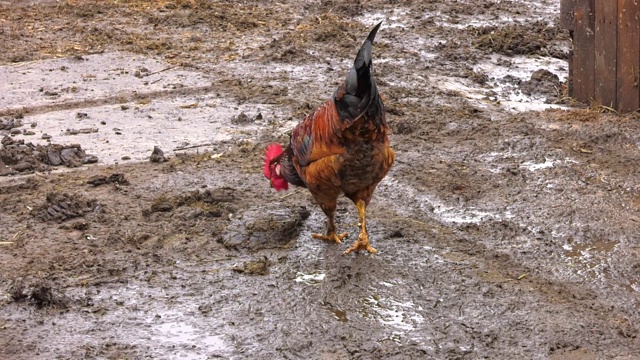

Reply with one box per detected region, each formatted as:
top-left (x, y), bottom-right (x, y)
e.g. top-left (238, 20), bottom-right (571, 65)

top-left (1, 0), bottom-right (640, 359)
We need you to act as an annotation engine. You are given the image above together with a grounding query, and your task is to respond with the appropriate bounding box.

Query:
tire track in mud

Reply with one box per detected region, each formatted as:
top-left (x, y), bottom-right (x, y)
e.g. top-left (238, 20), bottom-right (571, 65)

top-left (0, 85), bottom-right (216, 117)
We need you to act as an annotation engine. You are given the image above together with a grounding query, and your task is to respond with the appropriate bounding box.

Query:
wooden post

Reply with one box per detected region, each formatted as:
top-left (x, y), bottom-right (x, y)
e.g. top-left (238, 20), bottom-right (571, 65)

top-left (594, 1), bottom-right (617, 109)
top-left (560, 0), bottom-right (576, 30)
top-left (573, 0), bottom-right (596, 104)
top-left (617, 0), bottom-right (640, 113)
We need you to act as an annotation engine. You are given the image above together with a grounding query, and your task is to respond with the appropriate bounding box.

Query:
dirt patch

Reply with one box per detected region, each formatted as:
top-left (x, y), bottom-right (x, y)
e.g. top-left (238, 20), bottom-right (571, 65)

top-left (473, 21), bottom-right (569, 58)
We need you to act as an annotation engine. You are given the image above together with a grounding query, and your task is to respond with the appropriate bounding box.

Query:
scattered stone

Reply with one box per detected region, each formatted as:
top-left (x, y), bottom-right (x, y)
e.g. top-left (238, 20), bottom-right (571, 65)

top-left (121, 156), bottom-right (131, 161)
top-left (76, 112), bottom-right (88, 119)
top-left (150, 146), bottom-right (166, 163)
top-left (42, 134), bottom-right (52, 140)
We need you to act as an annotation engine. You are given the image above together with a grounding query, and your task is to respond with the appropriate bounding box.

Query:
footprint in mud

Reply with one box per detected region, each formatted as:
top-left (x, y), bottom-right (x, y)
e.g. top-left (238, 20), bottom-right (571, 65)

top-left (220, 205), bottom-right (310, 250)
top-left (147, 187), bottom-right (237, 217)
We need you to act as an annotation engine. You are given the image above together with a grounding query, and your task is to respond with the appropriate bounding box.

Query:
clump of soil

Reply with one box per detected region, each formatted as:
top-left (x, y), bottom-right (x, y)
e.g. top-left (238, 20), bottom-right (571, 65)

top-left (36, 192), bottom-right (102, 223)
top-left (473, 21), bottom-right (569, 59)
top-left (0, 140), bottom-right (98, 176)
top-left (87, 173), bottom-right (129, 186)
top-left (521, 69), bottom-right (562, 103)
top-left (232, 256), bottom-right (272, 275)
top-left (8, 279), bottom-right (68, 309)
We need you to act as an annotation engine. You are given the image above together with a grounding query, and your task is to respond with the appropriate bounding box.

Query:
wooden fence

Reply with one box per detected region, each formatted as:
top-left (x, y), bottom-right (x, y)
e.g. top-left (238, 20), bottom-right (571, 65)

top-left (560, 0), bottom-right (640, 113)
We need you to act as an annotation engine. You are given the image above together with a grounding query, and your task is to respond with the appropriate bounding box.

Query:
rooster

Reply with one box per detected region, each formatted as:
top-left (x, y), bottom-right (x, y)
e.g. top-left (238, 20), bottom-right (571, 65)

top-left (263, 22), bottom-right (394, 254)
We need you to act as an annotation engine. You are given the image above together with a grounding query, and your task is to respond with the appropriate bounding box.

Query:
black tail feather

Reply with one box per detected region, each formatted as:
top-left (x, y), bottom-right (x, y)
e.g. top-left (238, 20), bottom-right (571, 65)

top-left (334, 21), bottom-right (384, 123)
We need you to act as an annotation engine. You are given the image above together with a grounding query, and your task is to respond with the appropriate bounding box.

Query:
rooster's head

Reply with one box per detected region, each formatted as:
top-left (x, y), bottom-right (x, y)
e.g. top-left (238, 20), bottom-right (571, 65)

top-left (263, 144), bottom-right (288, 191)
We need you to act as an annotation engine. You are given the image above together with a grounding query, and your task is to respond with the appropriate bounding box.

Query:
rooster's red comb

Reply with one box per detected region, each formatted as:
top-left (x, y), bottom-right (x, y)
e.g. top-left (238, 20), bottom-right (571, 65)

top-left (263, 143), bottom-right (284, 179)
top-left (264, 143), bottom-right (284, 160)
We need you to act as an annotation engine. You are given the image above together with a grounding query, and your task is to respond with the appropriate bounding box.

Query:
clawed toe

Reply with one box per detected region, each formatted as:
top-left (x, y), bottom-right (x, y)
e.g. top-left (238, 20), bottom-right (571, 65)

top-left (343, 234), bottom-right (377, 254)
top-left (312, 232), bottom-right (349, 244)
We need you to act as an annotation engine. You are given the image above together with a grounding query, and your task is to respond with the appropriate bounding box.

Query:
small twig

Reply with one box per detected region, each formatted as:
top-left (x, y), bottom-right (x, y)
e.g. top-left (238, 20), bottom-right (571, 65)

top-left (0, 242), bottom-right (15, 245)
top-left (143, 66), bottom-right (176, 78)
top-left (280, 188), bottom-right (301, 199)
top-left (173, 143), bottom-right (213, 151)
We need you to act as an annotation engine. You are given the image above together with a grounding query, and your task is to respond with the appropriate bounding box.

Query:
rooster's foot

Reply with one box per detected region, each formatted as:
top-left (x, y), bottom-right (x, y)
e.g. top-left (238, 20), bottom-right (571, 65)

top-left (344, 233), bottom-right (377, 254)
top-left (312, 232), bottom-right (348, 244)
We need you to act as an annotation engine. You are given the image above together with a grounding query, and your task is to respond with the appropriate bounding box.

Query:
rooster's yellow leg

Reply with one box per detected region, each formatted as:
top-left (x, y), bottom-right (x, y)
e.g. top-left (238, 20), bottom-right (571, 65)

top-left (312, 215), bottom-right (348, 244)
top-left (344, 200), bottom-right (377, 254)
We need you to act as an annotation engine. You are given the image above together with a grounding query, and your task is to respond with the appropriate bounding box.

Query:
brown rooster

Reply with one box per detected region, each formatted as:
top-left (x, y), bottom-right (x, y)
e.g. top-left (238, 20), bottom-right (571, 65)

top-left (263, 22), bottom-right (394, 254)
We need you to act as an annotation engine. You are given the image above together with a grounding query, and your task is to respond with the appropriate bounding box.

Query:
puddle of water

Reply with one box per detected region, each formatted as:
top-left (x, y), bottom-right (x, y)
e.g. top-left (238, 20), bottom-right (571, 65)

top-left (294, 272), bottom-right (326, 284)
top-left (563, 240), bottom-right (619, 259)
top-left (380, 176), bottom-right (505, 224)
top-left (151, 318), bottom-right (228, 360)
top-left (329, 308), bottom-right (349, 323)
top-left (359, 295), bottom-right (424, 333)
top-left (521, 158), bottom-right (558, 171)
top-left (357, 9), bottom-right (409, 29)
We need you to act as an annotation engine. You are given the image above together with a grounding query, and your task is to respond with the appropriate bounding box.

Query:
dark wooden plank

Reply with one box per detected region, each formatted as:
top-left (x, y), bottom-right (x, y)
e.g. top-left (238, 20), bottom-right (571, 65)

top-left (573, 0), bottom-right (596, 104)
top-left (617, 0), bottom-right (640, 113)
top-left (563, 0), bottom-right (576, 97)
top-left (594, 0), bottom-right (617, 108)
top-left (560, 0), bottom-right (576, 30)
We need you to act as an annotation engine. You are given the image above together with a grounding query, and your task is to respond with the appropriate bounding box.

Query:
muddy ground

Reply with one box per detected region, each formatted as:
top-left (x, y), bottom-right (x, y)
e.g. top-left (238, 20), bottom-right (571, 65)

top-left (1, 0), bottom-right (640, 359)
